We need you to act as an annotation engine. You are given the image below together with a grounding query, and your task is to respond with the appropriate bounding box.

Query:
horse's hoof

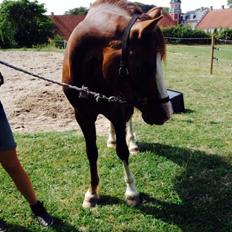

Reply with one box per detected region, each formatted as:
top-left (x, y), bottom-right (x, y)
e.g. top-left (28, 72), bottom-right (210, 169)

top-left (125, 194), bottom-right (140, 207)
top-left (107, 140), bottom-right (116, 149)
top-left (127, 141), bottom-right (139, 155)
top-left (129, 147), bottom-right (139, 155)
top-left (82, 192), bottom-right (98, 208)
top-left (82, 199), bottom-right (97, 208)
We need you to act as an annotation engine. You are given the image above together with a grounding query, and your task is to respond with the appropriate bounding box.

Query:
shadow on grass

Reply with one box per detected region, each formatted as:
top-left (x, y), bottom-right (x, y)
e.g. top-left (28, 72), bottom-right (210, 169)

top-left (98, 195), bottom-right (124, 206)
top-left (51, 217), bottom-right (79, 232)
top-left (184, 109), bottom-right (195, 114)
top-left (7, 217), bottom-right (79, 232)
top-left (6, 224), bottom-right (32, 232)
top-left (137, 142), bottom-right (232, 232)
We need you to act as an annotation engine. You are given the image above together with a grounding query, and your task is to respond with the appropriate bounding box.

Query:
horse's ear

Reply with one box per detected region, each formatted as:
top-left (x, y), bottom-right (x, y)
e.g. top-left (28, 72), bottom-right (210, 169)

top-left (147, 7), bottom-right (163, 19)
top-left (130, 15), bottom-right (163, 39)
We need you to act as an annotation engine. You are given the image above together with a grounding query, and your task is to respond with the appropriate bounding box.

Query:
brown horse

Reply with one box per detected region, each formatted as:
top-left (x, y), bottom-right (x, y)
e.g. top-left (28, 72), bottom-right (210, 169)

top-left (62, 0), bottom-right (172, 208)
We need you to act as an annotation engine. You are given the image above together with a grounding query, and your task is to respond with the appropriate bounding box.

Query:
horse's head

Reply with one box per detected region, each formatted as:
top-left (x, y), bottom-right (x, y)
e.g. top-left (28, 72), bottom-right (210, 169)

top-left (102, 6), bottom-right (172, 125)
top-left (126, 7), bottom-right (172, 125)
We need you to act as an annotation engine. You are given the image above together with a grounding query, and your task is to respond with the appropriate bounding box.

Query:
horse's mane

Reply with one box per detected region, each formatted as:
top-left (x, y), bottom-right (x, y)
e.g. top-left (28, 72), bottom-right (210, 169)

top-left (154, 27), bottom-right (166, 61)
top-left (91, 0), bottom-right (143, 15)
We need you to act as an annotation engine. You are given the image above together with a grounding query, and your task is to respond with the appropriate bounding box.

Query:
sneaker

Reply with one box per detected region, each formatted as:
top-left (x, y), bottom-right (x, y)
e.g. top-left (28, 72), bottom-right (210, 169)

top-left (0, 219), bottom-right (7, 232)
top-left (30, 201), bottom-right (54, 227)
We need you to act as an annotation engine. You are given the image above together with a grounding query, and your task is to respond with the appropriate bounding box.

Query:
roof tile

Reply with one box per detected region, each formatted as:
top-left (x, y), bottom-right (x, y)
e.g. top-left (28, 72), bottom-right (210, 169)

top-left (197, 8), bottom-right (232, 29)
top-left (51, 15), bottom-right (85, 40)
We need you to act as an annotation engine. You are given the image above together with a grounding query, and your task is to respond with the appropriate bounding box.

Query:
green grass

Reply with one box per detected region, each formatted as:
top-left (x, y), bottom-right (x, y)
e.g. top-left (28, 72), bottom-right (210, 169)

top-left (0, 45), bottom-right (232, 231)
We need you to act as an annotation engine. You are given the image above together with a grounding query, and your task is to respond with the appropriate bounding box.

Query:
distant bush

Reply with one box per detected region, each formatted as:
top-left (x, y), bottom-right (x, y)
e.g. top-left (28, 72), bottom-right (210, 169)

top-left (50, 35), bottom-right (67, 49)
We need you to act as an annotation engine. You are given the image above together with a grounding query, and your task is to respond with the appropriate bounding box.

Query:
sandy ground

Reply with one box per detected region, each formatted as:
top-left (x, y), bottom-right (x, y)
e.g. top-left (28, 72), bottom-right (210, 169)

top-left (0, 50), bottom-right (109, 135)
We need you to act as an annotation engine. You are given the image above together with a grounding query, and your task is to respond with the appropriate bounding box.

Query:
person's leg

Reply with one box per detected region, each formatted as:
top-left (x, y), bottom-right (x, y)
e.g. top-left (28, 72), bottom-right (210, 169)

top-left (0, 101), bottom-right (36, 203)
top-left (0, 102), bottom-right (53, 226)
top-left (0, 149), bottom-right (53, 226)
top-left (0, 149), bottom-right (37, 205)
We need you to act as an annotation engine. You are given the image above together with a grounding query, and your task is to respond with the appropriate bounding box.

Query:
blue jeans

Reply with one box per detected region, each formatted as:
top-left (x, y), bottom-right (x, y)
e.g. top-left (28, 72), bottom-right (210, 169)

top-left (0, 102), bottom-right (17, 151)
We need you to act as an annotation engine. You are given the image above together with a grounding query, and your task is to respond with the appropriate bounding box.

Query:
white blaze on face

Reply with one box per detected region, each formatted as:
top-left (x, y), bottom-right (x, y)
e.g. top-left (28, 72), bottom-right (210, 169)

top-left (156, 53), bottom-right (173, 119)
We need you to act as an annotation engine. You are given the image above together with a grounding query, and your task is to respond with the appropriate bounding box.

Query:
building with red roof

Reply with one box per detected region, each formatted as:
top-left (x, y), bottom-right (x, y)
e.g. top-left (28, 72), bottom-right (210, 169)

top-left (159, 14), bottom-right (177, 28)
top-left (50, 14), bottom-right (85, 40)
top-left (196, 8), bottom-right (232, 32)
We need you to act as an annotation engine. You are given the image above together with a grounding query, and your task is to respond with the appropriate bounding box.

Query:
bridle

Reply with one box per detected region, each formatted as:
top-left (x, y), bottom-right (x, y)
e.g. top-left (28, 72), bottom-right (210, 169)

top-left (119, 14), bottom-right (140, 78)
top-left (118, 14), bottom-right (170, 104)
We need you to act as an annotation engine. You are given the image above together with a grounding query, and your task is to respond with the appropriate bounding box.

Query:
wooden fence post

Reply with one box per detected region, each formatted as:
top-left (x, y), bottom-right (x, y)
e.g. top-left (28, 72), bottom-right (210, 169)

top-left (210, 33), bottom-right (215, 75)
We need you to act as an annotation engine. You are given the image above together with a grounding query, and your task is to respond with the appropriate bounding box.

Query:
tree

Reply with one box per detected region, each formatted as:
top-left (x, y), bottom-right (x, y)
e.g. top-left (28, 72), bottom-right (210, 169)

top-left (162, 7), bottom-right (170, 15)
top-left (134, 2), bottom-right (169, 14)
top-left (0, 0), bottom-right (53, 48)
top-left (65, 7), bottom-right (88, 15)
top-left (134, 2), bottom-right (156, 12)
top-left (228, 0), bottom-right (232, 7)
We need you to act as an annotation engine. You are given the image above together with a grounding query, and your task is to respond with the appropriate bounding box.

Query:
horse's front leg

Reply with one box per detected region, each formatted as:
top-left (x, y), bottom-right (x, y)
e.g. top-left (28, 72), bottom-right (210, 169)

top-left (75, 112), bottom-right (99, 208)
top-left (123, 160), bottom-right (140, 206)
top-left (114, 123), bottom-right (140, 206)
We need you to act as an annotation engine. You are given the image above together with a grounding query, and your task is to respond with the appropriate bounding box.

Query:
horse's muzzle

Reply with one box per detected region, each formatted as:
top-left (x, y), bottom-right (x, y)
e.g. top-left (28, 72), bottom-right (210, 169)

top-left (141, 101), bottom-right (173, 125)
top-left (142, 112), bottom-right (167, 125)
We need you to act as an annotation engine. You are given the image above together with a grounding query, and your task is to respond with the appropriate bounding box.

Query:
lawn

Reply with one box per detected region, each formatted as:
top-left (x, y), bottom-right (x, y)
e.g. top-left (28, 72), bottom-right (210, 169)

top-left (0, 44), bottom-right (231, 232)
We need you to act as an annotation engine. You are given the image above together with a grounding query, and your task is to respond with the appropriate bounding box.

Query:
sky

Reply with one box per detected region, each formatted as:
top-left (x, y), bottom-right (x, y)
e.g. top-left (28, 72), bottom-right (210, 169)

top-left (38, 0), bottom-right (228, 14)
top-left (0, 0), bottom-right (229, 14)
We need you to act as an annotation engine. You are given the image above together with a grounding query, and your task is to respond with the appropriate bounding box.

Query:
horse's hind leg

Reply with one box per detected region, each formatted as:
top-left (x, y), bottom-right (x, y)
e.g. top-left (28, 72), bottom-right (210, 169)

top-left (107, 118), bottom-right (139, 155)
top-left (107, 122), bottom-right (116, 149)
top-left (114, 123), bottom-right (140, 206)
top-left (126, 119), bottom-right (139, 155)
top-left (75, 112), bottom-right (99, 208)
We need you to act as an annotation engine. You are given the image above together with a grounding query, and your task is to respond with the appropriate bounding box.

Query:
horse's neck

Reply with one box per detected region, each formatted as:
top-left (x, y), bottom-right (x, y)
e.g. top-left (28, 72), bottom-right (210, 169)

top-left (88, 3), bottom-right (128, 16)
top-left (86, 3), bottom-right (130, 38)
top-left (70, 2), bottom-right (131, 89)
top-left (91, 0), bottom-right (128, 10)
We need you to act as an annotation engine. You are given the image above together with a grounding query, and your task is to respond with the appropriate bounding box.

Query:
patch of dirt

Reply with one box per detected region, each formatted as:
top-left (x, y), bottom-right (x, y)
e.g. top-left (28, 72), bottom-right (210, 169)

top-left (0, 51), bottom-right (109, 135)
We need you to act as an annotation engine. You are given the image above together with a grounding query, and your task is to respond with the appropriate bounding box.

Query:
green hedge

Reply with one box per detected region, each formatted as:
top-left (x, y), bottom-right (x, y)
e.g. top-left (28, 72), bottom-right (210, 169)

top-left (215, 29), bottom-right (232, 41)
top-left (162, 25), bottom-right (211, 44)
top-left (162, 25), bottom-right (232, 44)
